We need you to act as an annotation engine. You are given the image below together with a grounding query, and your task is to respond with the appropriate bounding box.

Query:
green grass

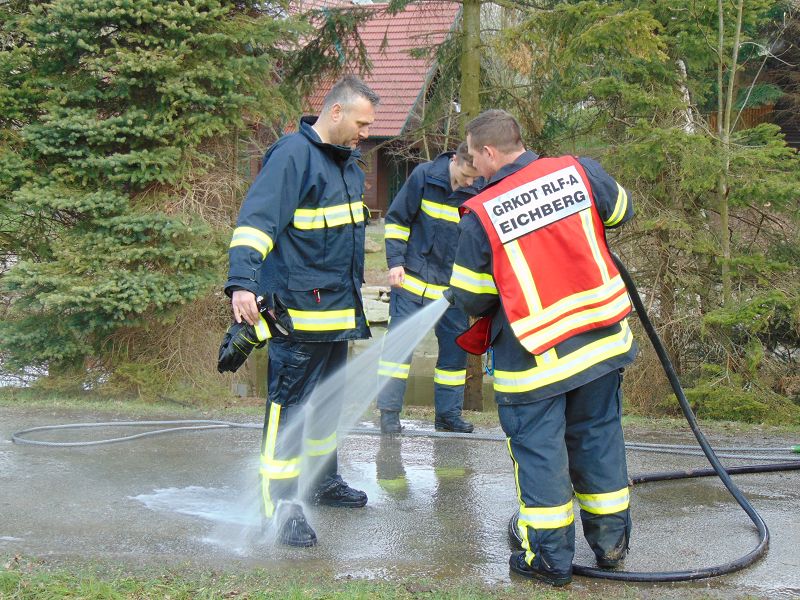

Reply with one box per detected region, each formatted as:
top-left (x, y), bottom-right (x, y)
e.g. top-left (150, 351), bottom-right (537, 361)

top-left (364, 231), bottom-right (387, 286)
top-left (0, 387), bottom-right (265, 419)
top-left (0, 559), bottom-right (581, 600)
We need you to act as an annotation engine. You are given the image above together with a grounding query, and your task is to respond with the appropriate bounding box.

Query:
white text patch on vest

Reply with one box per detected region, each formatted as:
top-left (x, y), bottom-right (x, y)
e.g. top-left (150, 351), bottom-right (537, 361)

top-left (485, 165), bottom-right (592, 244)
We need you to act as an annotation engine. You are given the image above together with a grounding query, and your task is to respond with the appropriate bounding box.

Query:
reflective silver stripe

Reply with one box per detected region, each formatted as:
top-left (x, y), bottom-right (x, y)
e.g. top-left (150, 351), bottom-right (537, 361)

top-left (323, 203), bottom-right (352, 227)
top-left (512, 276), bottom-right (626, 334)
top-left (604, 184), bottom-right (629, 226)
top-left (420, 199), bottom-right (460, 223)
top-left (350, 201), bottom-right (365, 223)
top-left (378, 360), bottom-right (410, 379)
top-left (514, 289), bottom-right (631, 354)
top-left (254, 315), bottom-right (271, 342)
top-left (493, 321), bottom-right (633, 393)
top-left (450, 263), bottom-right (498, 295)
top-left (293, 207), bottom-right (326, 229)
top-left (259, 456), bottom-right (301, 479)
top-left (306, 432), bottom-right (337, 457)
top-left (575, 488), bottom-right (630, 515)
top-left (385, 223), bottom-right (411, 241)
top-left (286, 308), bottom-right (356, 332)
top-left (229, 226), bottom-right (274, 259)
top-left (518, 500), bottom-right (574, 529)
top-left (434, 368), bottom-right (466, 386)
top-left (293, 202), bottom-right (357, 230)
top-left (401, 274), bottom-right (447, 300)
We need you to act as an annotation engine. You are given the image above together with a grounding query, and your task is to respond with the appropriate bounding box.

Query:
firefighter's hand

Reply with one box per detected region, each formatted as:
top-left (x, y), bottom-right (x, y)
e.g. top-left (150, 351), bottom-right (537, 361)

top-left (232, 289), bottom-right (259, 326)
top-left (388, 266), bottom-right (405, 288)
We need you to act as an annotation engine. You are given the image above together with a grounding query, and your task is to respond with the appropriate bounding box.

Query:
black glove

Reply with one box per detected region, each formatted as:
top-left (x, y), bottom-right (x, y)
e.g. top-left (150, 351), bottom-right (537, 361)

top-left (217, 295), bottom-right (294, 373)
top-left (217, 320), bottom-right (266, 373)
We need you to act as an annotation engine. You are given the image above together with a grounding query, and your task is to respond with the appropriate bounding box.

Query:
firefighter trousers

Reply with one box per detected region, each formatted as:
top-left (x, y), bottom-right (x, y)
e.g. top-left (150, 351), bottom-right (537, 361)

top-left (376, 289), bottom-right (468, 418)
top-left (259, 337), bottom-right (347, 518)
top-left (498, 368), bottom-right (632, 575)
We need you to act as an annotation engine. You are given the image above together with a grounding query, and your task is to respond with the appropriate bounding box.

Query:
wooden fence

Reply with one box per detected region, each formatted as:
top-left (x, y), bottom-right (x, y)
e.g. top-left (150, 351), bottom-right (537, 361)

top-left (706, 104), bottom-right (775, 131)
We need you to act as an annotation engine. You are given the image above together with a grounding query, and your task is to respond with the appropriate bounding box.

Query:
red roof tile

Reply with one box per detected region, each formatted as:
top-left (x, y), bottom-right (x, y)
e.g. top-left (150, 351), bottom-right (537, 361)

top-left (299, 1), bottom-right (461, 137)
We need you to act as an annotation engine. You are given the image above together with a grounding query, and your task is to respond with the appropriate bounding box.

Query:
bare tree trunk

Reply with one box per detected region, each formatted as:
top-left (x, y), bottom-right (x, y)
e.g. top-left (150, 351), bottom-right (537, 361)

top-left (459, 0), bottom-right (484, 412)
top-left (459, 0), bottom-right (481, 132)
top-left (676, 59), bottom-right (695, 133)
top-left (715, 0), bottom-right (744, 307)
top-left (463, 352), bottom-right (484, 411)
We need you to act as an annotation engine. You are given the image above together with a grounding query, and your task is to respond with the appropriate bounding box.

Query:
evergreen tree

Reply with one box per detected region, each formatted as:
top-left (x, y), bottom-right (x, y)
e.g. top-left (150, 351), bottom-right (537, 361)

top-left (0, 1), bottom-right (304, 381)
top-left (476, 0), bottom-right (800, 421)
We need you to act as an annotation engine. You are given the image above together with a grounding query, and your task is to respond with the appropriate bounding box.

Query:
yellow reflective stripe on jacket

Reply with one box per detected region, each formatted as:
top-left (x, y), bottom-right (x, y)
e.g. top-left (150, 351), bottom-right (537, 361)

top-left (230, 226), bottom-right (274, 259)
top-left (350, 201), bottom-right (365, 223)
top-left (434, 368), bottom-right (467, 386)
top-left (420, 199), bottom-right (460, 223)
top-left (575, 487), bottom-right (630, 515)
top-left (305, 431), bottom-right (337, 457)
top-left (604, 184), bottom-right (629, 227)
top-left (254, 314), bottom-right (271, 342)
top-left (287, 308), bottom-right (356, 331)
top-left (324, 203), bottom-right (354, 227)
top-left (450, 263), bottom-right (499, 295)
top-left (401, 274), bottom-right (448, 300)
top-left (293, 202), bottom-right (357, 230)
top-left (493, 320), bottom-right (634, 393)
top-left (512, 281), bottom-right (631, 353)
top-left (385, 223), bottom-right (411, 241)
top-left (519, 500), bottom-right (575, 529)
top-left (378, 360), bottom-right (411, 379)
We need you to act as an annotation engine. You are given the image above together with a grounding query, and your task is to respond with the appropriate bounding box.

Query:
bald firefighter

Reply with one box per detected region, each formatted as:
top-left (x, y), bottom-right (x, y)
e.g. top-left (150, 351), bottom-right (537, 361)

top-left (225, 76), bottom-right (379, 547)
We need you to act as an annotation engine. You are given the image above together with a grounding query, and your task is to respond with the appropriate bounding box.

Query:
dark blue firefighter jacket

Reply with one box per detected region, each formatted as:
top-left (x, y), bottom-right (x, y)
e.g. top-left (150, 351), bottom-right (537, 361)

top-left (225, 117), bottom-right (370, 342)
top-left (385, 152), bottom-right (465, 299)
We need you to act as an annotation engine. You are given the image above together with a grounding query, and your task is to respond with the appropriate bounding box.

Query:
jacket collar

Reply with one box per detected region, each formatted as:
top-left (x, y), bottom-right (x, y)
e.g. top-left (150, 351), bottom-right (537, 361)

top-left (300, 116), bottom-right (361, 163)
top-left (486, 150), bottom-right (539, 186)
top-left (426, 152), bottom-right (454, 189)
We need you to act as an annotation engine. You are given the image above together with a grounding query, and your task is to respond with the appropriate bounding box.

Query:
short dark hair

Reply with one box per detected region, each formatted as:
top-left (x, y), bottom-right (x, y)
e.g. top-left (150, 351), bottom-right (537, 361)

top-left (322, 75), bottom-right (380, 112)
top-left (466, 109), bottom-right (524, 153)
top-left (455, 141), bottom-right (473, 167)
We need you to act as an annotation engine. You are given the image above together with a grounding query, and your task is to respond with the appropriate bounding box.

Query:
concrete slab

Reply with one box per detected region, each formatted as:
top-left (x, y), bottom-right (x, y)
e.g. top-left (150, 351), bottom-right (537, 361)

top-left (1, 405), bottom-right (798, 599)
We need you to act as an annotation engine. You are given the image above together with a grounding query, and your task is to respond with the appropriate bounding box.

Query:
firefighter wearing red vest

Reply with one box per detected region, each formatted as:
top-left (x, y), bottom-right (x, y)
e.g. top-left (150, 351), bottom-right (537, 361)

top-left (447, 110), bottom-right (637, 586)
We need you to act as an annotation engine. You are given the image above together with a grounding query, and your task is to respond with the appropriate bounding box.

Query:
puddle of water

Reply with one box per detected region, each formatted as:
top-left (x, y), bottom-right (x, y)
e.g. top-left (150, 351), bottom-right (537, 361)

top-left (131, 486), bottom-right (258, 527)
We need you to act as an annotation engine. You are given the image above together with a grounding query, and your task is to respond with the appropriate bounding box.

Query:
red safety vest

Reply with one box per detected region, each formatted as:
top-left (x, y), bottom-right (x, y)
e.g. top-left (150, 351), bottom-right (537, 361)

top-left (463, 156), bottom-right (631, 355)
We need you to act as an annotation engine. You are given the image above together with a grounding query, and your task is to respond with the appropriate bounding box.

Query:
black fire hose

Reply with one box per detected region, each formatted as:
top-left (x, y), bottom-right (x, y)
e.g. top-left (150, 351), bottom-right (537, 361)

top-left (508, 255), bottom-right (800, 582)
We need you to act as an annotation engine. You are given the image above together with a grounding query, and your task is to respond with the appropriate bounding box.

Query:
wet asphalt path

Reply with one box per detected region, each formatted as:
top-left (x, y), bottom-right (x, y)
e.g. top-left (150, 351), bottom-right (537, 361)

top-left (1, 406), bottom-right (799, 599)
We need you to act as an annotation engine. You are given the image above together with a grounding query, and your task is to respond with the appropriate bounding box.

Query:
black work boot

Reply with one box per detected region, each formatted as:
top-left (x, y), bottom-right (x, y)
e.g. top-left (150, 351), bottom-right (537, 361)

top-left (312, 475), bottom-right (368, 508)
top-left (380, 410), bottom-right (402, 434)
top-left (275, 502), bottom-right (317, 548)
top-left (596, 530), bottom-right (629, 569)
top-left (434, 414), bottom-right (474, 433)
top-left (509, 551), bottom-right (572, 587)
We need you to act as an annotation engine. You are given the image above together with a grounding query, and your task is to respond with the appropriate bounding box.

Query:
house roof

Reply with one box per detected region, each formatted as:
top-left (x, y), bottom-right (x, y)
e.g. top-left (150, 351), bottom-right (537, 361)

top-left (301, 1), bottom-right (461, 137)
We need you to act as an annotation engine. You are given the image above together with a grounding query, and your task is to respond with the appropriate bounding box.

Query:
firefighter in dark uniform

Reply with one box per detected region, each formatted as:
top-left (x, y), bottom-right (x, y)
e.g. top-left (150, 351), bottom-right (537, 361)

top-left (225, 76), bottom-right (379, 548)
top-left (447, 110), bottom-right (637, 585)
top-left (377, 143), bottom-right (479, 434)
